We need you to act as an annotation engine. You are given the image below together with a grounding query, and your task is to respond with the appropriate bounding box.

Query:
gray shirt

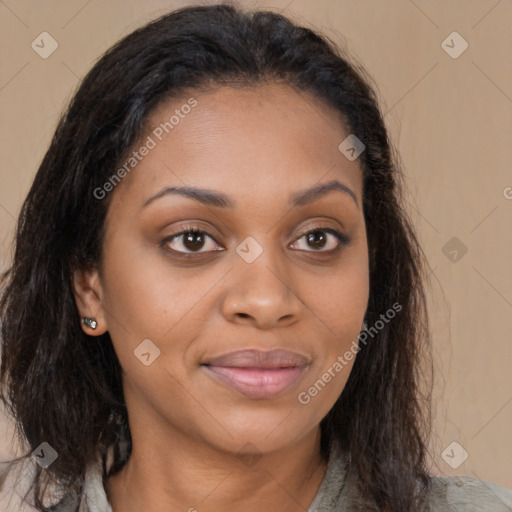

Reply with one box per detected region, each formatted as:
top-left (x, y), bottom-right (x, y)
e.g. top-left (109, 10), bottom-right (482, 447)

top-left (49, 443), bottom-right (512, 512)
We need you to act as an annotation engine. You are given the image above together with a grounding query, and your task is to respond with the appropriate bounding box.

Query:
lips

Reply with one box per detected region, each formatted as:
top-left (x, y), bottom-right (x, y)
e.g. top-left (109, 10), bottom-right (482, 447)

top-left (202, 349), bottom-right (310, 399)
top-left (203, 348), bottom-right (310, 368)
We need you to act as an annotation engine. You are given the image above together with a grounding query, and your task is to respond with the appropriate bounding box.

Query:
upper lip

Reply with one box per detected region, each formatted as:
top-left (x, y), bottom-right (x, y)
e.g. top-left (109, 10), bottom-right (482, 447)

top-left (202, 349), bottom-right (310, 369)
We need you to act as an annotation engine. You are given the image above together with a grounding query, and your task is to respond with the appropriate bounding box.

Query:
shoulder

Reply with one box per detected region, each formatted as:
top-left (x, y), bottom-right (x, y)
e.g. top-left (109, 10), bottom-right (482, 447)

top-left (426, 474), bottom-right (512, 511)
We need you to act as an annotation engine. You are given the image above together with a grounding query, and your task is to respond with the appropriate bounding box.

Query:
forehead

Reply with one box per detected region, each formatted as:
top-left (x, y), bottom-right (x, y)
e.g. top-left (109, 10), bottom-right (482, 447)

top-left (109, 83), bottom-right (362, 211)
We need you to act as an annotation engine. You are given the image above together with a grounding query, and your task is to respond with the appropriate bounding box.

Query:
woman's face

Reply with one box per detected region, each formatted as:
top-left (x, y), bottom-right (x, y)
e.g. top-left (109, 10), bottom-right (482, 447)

top-left (75, 83), bottom-right (369, 456)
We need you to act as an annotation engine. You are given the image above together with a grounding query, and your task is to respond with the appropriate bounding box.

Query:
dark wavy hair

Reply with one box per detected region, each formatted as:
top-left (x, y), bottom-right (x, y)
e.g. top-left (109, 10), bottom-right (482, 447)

top-left (0, 3), bottom-right (434, 511)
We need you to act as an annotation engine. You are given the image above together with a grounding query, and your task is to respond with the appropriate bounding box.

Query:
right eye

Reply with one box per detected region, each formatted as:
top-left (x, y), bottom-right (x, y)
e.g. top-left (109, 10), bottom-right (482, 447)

top-left (160, 227), bottom-right (224, 255)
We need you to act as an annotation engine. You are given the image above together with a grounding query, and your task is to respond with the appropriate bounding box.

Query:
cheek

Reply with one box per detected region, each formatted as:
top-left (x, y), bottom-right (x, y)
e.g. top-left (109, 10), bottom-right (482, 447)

top-left (306, 249), bottom-right (369, 332)
top-left (101, 233), bottom-right (221, 336)
top-left (336, 244), bottom-right (369, 315)
top-left (99, 242), bottom-right (210, 377)
top-left (297, 252), bottom-right (368, 405)
top-left (297, 358), bottom-right (356, 423)
top-left (296, 308), bottom-right (362, 419)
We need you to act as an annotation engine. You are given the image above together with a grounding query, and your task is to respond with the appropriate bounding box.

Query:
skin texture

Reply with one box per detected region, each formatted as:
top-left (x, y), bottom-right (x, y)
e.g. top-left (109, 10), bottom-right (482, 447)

top-left (72, 83), bottom-right (369, 512)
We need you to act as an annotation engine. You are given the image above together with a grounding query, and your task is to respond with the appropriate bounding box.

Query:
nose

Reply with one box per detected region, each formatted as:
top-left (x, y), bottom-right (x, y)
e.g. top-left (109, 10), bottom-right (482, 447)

top-left (220, 254), bottom-right (302, 330)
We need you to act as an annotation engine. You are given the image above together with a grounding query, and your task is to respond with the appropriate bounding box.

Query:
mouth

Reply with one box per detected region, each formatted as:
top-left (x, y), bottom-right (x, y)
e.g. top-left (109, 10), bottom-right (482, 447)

top-left (201, 349), bottom-right (310, 399)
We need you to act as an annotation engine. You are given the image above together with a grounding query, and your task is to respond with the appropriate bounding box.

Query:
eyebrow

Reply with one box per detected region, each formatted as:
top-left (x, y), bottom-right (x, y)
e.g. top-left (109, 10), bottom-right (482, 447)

top-left (142, 179), bottom-right (358, 210)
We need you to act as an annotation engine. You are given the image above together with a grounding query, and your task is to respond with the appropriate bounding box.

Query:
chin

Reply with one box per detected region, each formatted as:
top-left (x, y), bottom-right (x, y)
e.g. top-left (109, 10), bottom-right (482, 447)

top-left (197, 415), bottom-right (316, 458)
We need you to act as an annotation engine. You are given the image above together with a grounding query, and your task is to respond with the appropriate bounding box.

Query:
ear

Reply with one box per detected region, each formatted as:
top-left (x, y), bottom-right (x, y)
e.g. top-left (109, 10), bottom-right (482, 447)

top-left (72, 266), bottom-right (108, 336)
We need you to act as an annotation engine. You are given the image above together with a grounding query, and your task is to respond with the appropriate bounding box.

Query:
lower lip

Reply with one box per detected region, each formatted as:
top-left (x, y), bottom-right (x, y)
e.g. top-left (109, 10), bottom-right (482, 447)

top-left (203, 365), bottom-right (306, 399)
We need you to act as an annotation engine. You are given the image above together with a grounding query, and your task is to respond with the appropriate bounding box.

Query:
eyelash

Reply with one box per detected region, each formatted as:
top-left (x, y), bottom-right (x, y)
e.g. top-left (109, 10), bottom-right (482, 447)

top-left (159, 224), bottom-right (350, 257)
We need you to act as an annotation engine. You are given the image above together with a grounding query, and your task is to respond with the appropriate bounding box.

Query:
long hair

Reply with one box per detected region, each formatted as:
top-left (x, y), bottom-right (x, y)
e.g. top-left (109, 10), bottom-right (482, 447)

top-left (0, 4), bottom-right (433, 511)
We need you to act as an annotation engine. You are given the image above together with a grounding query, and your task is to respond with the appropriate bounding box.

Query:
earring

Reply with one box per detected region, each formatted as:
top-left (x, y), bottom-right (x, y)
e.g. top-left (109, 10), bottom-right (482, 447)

top-left (361, 320), bottom-right (368, 331)
top-left (82, 317), bottom-right (98, 330)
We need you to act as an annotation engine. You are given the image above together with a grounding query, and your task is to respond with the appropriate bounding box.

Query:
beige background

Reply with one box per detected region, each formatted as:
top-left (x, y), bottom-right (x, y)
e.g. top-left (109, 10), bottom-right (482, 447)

top-left (1, 0), bottom-right (511, 508)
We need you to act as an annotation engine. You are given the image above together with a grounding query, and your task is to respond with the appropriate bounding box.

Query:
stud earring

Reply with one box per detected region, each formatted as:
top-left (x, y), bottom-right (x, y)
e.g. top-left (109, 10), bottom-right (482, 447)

top-left (82, 317), bottom-right (98, 330)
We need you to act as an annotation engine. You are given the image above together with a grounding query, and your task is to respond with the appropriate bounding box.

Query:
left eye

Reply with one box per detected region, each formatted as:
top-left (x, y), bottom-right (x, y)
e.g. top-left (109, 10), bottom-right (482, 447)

top-left (290, 228), bottom-right (346, 252)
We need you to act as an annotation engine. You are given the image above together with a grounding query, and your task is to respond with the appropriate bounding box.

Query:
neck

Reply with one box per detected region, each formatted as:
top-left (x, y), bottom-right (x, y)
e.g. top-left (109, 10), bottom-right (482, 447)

top-left (106, 426), bottom-right (328, 512)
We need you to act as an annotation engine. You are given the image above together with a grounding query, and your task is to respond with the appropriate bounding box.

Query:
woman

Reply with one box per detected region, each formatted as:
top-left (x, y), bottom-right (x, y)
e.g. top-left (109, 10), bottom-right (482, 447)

top-left (1, 4), bottom-right (511, 511)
